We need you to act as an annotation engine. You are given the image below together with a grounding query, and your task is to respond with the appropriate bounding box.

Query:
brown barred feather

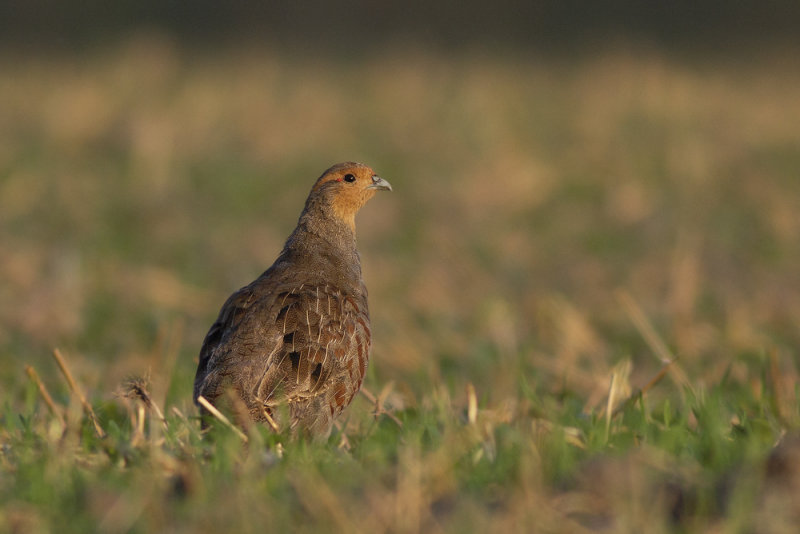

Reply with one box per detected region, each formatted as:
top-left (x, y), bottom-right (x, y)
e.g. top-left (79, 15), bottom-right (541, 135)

top-left (193, 162), bottom-right (391, 438)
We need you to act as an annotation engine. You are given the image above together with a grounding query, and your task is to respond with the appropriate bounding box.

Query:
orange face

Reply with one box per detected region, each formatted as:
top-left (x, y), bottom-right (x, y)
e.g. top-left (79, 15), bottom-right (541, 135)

top-left (311, 162), bottom-right (392, 228)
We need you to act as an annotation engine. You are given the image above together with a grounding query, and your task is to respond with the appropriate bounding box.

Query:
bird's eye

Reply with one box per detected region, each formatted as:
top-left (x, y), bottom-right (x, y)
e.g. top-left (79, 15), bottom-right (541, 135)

top-left (343, 174), bottom-right (356, 183)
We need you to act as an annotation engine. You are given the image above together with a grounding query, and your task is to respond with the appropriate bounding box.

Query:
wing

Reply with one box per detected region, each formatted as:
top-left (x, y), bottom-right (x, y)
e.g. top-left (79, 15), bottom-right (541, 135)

top-left (252, 283), bottom-right (371, 432)
top-left (193, 277), bottom-right (371, 433)
top-left (193, 282), bottom-right (259, 405)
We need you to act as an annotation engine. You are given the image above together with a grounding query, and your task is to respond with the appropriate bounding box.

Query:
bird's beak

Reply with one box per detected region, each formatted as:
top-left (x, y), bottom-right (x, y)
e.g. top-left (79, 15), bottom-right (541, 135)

top-left (368, 175), bottom-right (392, 192)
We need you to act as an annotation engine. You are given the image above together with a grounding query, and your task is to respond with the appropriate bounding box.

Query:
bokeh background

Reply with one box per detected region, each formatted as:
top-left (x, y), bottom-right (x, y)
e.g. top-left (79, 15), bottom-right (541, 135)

top-left (3, 1), bottom-right (798, 394)
top-left (1, 3), bottom-right (799, 529)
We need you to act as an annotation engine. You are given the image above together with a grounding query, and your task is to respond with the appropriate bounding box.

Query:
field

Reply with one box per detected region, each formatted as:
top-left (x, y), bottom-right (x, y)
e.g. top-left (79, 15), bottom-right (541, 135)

top-left (1, 35), bottom-right (799, 532)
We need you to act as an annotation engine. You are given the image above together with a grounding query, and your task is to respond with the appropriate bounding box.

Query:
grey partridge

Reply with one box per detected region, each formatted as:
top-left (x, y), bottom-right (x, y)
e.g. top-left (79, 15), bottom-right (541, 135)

top-left (193, 162), bottom-right (392, 438)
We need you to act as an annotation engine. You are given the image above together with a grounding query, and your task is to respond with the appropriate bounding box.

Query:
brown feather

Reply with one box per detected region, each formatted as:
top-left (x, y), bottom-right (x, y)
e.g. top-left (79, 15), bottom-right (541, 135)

top-left (193, 162), bottom-right (390, 438)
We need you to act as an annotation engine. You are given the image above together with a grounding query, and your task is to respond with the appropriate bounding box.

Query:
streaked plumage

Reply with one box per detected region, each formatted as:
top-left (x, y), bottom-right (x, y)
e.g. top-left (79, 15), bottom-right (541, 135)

top-left (193, 162), bottom-right (391, 437)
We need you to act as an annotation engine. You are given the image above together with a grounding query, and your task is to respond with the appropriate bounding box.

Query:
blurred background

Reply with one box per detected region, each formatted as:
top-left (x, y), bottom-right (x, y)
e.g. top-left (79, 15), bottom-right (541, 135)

top-left (2, 1), bottom-right (799, 51)
top-left (1, 1), bottom-right (798, 414)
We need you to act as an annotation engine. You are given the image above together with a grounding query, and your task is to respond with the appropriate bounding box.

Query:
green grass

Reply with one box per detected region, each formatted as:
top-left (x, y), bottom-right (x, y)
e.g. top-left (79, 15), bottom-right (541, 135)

top-left (1, 366), bottom-right (793, 532)
top-left (1, 37), bottom-right (800, 532)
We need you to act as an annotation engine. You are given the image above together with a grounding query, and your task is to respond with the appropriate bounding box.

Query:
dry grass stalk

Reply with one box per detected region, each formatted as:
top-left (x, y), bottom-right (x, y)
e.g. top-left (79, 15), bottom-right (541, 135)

top-left (466, 382), bottom-right (478, 425)
top-left (121, 375), bottom-right (167, 428)
top-left (616, 290), bottom-right (673, 363)
top-left (612, 360), bottom-right (674, 418)
top-left (131, 403), bottom-right (146, 447)
top-left (51, 348), bottom-right (105, 438)
top-left (767, 349), bottom-right (796, 427)
top-left (220, 389), bottom-right (265, 439)
top-left (24, 365), bottom-right (65, 427)
top-left (360, 385), bottom-right (403, 427)
top-left (260, 407), bottom-right (281, 433)
top-left (605, 359), bottom-right (632, 439)
top-left (616, 290), bottom-right (692, 392)
top-left (196, 395), bottom-right (248, 443)
top-left (336, 421), bottom-right (352, 450)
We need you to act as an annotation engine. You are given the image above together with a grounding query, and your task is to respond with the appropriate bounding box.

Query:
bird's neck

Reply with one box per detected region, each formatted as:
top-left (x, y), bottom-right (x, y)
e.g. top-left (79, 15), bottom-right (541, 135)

top-left (288, 194), bottom-right (359, 253)
top-left (270, 192), bottom-right (366, 294)
top-left (292, 207), bottom-right (357, 251)
top-left (276, 205), bottom-right (363, 289)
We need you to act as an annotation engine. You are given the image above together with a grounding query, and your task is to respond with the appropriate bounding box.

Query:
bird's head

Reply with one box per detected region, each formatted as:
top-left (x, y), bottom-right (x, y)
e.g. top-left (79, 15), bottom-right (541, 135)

top-left (308, 162), bottom-right (392, 230)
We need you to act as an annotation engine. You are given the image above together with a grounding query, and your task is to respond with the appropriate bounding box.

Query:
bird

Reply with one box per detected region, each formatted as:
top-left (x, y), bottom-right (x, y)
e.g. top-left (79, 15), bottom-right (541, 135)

top-left (193, 162), bottom-right (391, 438)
